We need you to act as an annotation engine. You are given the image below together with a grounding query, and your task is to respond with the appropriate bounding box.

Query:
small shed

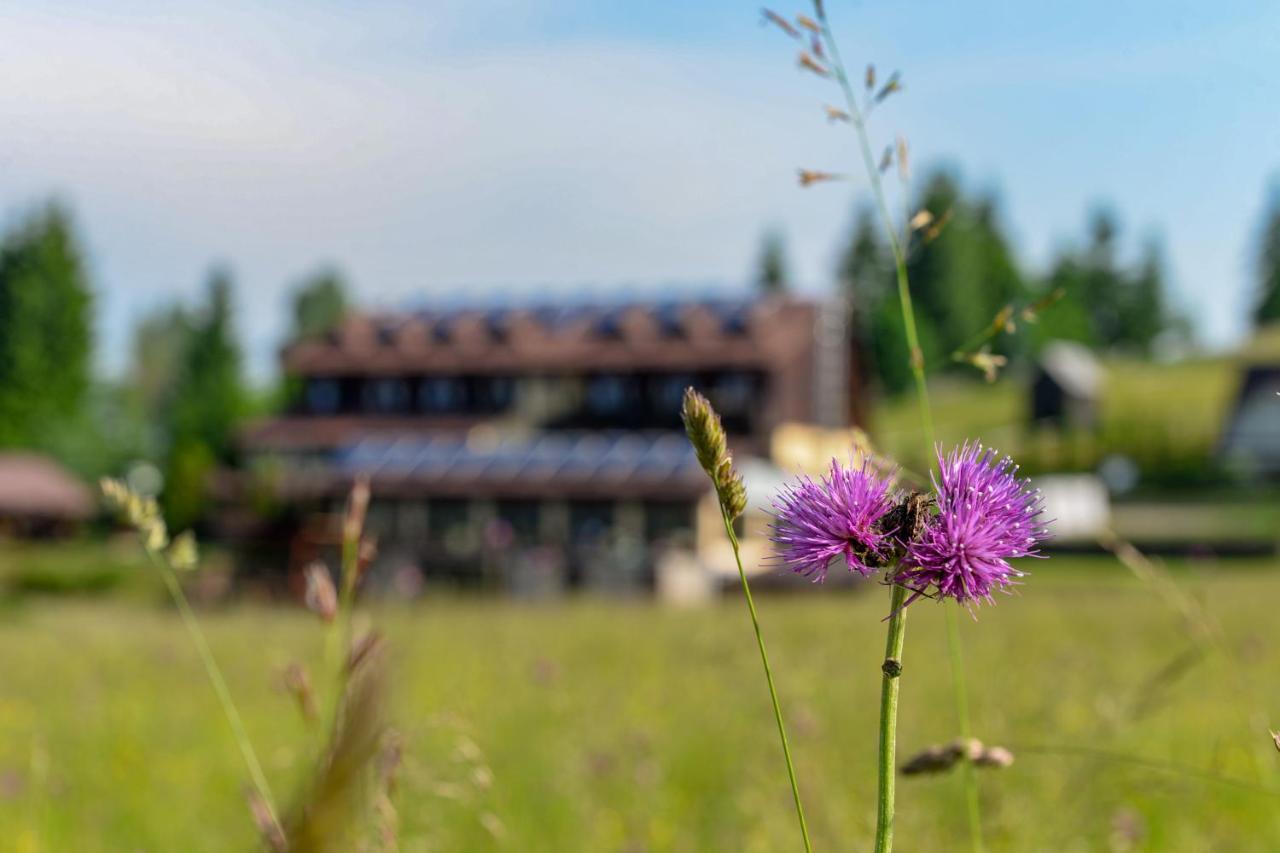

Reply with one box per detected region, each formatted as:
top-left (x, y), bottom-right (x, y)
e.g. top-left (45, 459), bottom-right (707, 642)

top-left (0, 453), bottom-right (94, 537)
top-left (1031, 340), bottom-right (1103, 429)
top-left (1219, 327), bottom-right (1280, 477)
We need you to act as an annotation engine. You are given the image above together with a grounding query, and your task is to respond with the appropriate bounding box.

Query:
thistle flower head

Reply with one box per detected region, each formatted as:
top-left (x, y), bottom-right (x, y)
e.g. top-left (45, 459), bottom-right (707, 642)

top-left (895, 443), bottom-right (1049, 608)
top-left (770, 459), bottom-right (898, 581)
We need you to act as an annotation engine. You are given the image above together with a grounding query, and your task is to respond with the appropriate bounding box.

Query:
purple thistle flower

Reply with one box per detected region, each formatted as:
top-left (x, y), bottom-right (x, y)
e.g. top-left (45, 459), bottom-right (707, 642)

top-left (895, 443), bottom-right (1049, 608)
top-left (770, 460), bottom-right (898, 581)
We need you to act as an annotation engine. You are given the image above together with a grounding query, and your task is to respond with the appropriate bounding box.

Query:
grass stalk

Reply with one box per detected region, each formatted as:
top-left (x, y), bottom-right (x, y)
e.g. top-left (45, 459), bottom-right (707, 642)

top-left (813, 3), bottom-right (983, 846)
top-left (875, 582), bottom-right (909, 853)
top-left (147, 550), bottom-right (280, 831)
top-left (720, 509), bottom-right (813, 853)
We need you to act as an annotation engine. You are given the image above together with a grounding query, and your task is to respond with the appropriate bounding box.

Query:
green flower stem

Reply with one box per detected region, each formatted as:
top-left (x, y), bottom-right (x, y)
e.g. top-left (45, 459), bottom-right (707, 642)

top-left (814, 3), bottom-right (983, 847)
top-left (721, 509), bottom-right (813, 853)
top-left (147, 550), bottom-right (280, 832)
top-left (875, 582), bottom-right (909, 853)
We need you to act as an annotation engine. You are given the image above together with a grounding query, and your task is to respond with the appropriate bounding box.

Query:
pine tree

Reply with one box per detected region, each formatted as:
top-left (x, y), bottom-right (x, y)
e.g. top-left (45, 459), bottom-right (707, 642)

top-left (0, 203), bottom-right (93, 447)
top-left (290, 266), bottom-right (349, 340)
top-left (755, 230), bottom-right (790, 295)
top-left (161, 268), bottom-right (245, 528)
top-left (1253, 185), bottom-right (1280, 327)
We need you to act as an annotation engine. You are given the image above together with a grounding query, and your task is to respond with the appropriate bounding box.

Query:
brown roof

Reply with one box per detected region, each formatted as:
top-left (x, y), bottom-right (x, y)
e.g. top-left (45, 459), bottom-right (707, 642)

top-left (0, 453), bottom-right (94, 520)
top-left (281, 296), bottom-right (820, 376)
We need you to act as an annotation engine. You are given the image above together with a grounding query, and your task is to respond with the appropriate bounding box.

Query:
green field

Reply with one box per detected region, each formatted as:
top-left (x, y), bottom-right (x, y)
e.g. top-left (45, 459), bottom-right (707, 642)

top-left (3, 554), bottom-right (1280, 851)
top-left (872, 356), bottom-right (1241, 483)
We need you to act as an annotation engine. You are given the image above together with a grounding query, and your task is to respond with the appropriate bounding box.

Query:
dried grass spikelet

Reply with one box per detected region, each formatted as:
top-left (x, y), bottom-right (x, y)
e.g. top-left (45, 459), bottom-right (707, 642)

top-left (900, 738), bottom-right (1014, 776)
top-left (875, 71), bottom-right (903, 103)
top-left (823, 104), bottom-right (850, 123)
top-left (795, 13), bottom-right (821, 33)
top-left (343, 475), bottom-right (371, 546)
top-left (878, 146), bottom-right (894, 174)
top-left (797, 51), bottom-right (829, 77)
top-left (960, 346), bottom-right (1008, 383)
top-left (797, 169), bottom-right (842, 187)
top-left (922, 208), bottom-right (954, 244)
top-left (1021, 287), bottom-right (1065, 323)
top-left (973, 745), bottom-right (1014, 768)
top-left (865, 63), bottom-right (876, 91)
top-left (989, 304), bottom-right (1017, 336)
top-left (908, 210), bottom-right (934, 232)
top-left (283, 629), bottom-right (389, 852)
top-left (808, 33), bottom-right (825, 60)
top-left (248, 788), bottom-right (288, 852)
top-left (284, 662), bottom-right (319, 722)
top-left (761, 8), bottom-right (800, 39)
top-left (895, 134), bottom-right (910, 183)
top-left (304, 562), bottom-right (338, 622)
top-left (372, 730), bottom-right (403, 852)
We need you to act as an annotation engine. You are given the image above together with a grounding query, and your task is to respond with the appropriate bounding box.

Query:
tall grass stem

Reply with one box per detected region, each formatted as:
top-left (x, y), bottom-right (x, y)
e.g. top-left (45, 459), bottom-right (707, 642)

top-left (875, 582), bottom-right (909, 853)
top-left (813, 3), bottom-right (982, 845)
top-left (721, 510), bottom-right (813, 853)
top-left (148, 551), bottom-right (280, 830)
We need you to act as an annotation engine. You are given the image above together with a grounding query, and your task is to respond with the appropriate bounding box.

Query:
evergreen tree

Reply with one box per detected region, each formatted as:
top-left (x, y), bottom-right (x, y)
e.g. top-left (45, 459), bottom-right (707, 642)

top-left (840, 171), bottom-right (1027, 392)
top-left (1035, 210), bottom-right (1178, 354)
top-left (755, 230), bottom-right (790, 295)
top-left (1253, 185), bottom-right (1280, 327)
top-left (161, 268), bottom-right (245, 528)
top-left (290, 266), bottom-right (348, 340)
top-left (1124, 240), bottom-right (1170, 351)
top-left (0, 203), bottom-right (93, 447)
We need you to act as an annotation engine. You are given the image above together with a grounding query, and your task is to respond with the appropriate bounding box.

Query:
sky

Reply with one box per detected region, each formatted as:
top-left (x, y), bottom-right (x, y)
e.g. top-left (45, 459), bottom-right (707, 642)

top-left (1, 0), bottom-right (1278, 378)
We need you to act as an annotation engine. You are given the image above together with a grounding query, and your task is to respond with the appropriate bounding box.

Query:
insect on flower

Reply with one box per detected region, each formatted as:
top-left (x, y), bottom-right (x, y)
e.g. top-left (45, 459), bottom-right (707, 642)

top-left (895, 443), bottom-right (1050, 609)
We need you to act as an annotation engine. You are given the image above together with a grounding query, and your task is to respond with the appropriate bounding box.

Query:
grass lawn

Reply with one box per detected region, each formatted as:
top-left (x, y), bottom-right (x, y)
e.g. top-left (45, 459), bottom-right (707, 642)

top-left (872, 356), bottom-right (1241, 480)
top-left (2, 555), bottom-right (1280, 850)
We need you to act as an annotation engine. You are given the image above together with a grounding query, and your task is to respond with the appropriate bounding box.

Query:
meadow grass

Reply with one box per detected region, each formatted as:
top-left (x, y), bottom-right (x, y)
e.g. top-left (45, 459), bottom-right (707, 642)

top-left (873, 356), bottom-right (1240, 479)
top-left (2, 554), bottom-right (1278, 850)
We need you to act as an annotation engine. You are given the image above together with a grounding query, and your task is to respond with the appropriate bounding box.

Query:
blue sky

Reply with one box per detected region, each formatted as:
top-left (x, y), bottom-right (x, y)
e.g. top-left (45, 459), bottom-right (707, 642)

top-left (1, 0), bottom-right (1277, 377)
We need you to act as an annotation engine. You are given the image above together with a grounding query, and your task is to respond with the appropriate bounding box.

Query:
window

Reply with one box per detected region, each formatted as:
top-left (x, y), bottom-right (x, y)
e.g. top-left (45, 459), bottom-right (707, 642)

top-left (306, 378), bottom-right (342, 414)
top-left (477, 376), bottom-right (515, 411)
top-left (651, 374), bottom-right (693, 414)
top-left (418, 377), bottom-right (463, 413)
top-left (586, 375), bottom-right (629, 415)
top-left (364, 378), bottom-right (410, 413)
top-left (713, 372), bottom-right (755, 414)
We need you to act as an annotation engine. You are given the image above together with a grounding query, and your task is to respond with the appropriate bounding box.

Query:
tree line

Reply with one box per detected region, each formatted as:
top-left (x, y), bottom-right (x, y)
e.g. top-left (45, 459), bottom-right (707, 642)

top-left (0, 202), bottom-right (348, 525)
top-left (758, 168), bottom-right (1259, 393)
top-left (3, 175), bottom-right (1280, 517)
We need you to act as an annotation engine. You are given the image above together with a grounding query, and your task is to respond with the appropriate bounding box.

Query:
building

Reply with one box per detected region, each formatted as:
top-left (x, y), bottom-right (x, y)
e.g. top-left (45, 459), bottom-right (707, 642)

top-left (0, 453), bottom-right (94, 537)
top-left (1030, 340), bottom-right (1103, 429)
top-left (239, 294), bottom-right (859, 594)
top-left (1219, 326), bottom-right (1280, 478)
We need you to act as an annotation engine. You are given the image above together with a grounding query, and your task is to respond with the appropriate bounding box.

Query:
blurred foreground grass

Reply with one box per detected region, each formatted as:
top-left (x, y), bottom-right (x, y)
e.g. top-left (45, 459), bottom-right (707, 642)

top-left (2, 555), bottom-right (1280, 851)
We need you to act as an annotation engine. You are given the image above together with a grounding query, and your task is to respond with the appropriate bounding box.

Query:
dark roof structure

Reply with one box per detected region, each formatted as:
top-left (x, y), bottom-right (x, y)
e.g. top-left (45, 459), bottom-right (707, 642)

top-left (281, 296), bottom-right (824, 376)
top-left (0, 453), bottom-right (94, 521)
